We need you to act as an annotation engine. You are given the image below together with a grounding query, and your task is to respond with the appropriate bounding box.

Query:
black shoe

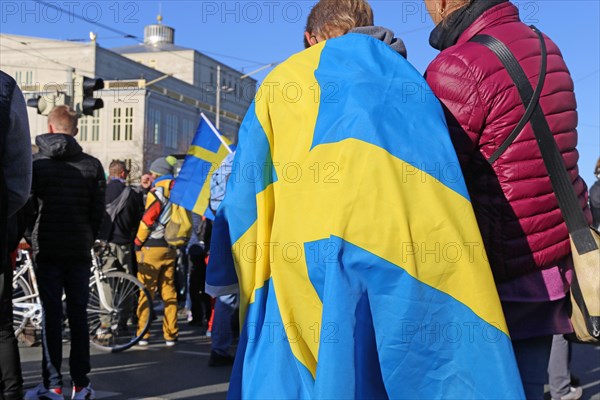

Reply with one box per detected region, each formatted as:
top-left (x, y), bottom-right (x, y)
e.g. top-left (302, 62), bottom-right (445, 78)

top-left (570, 374), bottom-right (581, 387)
top-left (209, 351), bottom-right (234, 367)
top-left (114, 325), bottom-right (130, 337)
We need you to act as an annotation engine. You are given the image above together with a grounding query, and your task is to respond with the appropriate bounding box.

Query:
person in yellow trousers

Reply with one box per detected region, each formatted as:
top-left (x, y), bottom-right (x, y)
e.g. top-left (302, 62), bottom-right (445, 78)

top-left (134, 156), bottom-right (179, 346)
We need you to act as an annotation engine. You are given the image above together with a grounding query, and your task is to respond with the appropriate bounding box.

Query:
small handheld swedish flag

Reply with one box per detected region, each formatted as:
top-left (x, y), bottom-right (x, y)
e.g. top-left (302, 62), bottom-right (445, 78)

top-left (170, 113), bottom-right (233, 219)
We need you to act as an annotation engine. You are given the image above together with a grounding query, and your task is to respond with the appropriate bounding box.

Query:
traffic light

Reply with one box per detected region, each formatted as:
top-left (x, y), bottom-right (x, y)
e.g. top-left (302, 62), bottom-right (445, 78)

top-left (26, 93), bottom-right (67, 115)
top-left (74, 75), bottom-right (104, 116)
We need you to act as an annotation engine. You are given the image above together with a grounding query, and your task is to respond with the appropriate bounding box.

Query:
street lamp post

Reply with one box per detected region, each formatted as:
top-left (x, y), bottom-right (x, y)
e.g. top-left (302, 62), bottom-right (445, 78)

top-left (215, 62), bottom-right (277, 130)
top-left (215, 65), bottom-right (234, 130)
top-left (216, 65), bottom-right (222, 129)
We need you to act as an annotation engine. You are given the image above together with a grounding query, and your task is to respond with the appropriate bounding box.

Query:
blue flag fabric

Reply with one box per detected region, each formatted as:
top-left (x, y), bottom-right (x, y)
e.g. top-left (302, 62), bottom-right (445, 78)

top-left (170, 116), bottom-right (232, 219)
top-left (207, 33), bottom-right (525, 399)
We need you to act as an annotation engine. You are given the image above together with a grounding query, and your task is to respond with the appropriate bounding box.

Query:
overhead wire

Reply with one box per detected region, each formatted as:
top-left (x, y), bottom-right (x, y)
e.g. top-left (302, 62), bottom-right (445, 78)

top-left (2, 35), bottom-right (76, 71)
top-left (32, 0), bottom-right (140, 41)
top-left (575, 69), bottom-right (599, 83)
top-left (2, 32), bottom-right (259, 87)
top-left (32, 0), bottom-right (273, 77)
top-left (0, 62), bottom-right (74, 73)
top-left (0, 37), bottom-right (95, 75)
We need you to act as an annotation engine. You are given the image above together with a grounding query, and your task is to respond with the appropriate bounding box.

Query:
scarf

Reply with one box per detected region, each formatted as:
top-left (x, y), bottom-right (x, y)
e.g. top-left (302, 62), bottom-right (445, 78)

top-left (429, 0), bottom-right (508, 51)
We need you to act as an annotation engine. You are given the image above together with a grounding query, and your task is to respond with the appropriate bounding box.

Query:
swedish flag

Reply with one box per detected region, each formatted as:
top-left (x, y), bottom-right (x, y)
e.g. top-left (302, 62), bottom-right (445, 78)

top-left (170, 114), bottom-right (233, 218)
top-left (207, 33), bottom-right (524, 399)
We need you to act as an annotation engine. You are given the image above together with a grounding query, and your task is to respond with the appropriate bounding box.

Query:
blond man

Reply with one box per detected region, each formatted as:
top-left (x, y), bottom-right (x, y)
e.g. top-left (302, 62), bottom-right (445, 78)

top-left (26, 106), bottom-right (105, 400)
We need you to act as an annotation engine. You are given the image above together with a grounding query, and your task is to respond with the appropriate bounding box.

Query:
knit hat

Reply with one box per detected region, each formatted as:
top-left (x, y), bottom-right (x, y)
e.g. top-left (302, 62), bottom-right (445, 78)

top-left (150, 156), bottom-right (177, 176)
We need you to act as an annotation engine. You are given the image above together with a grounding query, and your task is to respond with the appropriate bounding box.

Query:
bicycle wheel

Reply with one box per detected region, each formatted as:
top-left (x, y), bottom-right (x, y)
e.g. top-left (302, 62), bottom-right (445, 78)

top-left (12, 275), bottom-right (40, 346)
top-left (88, 271), bottom-right (151, 352)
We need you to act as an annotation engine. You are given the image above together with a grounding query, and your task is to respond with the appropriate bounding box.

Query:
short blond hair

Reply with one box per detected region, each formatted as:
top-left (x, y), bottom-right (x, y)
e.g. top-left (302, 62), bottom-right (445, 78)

top-left (305, 0), bottom-right (374, 48)
top-left (48, 105), bottom-right (78, 135)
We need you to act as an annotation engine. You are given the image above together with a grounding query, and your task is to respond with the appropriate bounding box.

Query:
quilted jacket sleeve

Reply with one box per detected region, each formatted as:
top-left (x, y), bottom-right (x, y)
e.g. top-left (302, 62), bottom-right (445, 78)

top-left (425, 54), bottom-right (488, 168)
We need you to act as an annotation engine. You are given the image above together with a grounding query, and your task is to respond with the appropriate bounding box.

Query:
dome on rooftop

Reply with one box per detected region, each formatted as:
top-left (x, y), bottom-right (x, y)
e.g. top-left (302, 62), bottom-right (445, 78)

top-left (144, 15), bottom-right (174, 47)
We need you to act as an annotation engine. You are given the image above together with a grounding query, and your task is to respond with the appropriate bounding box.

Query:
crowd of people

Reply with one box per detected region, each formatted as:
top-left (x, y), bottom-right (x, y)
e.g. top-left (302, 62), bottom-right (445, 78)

top-left (0, 104), bottom-right (236, 399)
top-left (1, 0), bottom-right (599, 399)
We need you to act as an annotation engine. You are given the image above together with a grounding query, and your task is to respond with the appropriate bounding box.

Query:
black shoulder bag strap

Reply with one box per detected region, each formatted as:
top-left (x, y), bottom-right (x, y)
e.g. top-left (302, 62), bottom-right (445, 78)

top-left (470, 26), bottom-right (597, 255)
top-left (473, 28), bottom-right (547, 166)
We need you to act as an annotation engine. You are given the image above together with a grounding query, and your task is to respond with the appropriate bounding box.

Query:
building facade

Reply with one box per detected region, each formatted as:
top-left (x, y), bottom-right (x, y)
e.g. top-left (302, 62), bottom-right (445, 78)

top-left (0, 17), bottom-right (256, 181)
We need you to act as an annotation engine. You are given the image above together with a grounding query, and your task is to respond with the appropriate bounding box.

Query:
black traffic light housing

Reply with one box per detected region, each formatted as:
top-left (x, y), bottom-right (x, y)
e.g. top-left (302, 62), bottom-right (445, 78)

top-left (74, 76), bottom-right (105, 116)
top-left (26, 93), bottom-right (67, 115)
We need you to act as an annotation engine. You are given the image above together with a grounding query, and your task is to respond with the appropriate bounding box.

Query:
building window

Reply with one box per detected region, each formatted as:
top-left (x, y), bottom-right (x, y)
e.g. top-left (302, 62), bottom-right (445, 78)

top-left (112, 107), bottom-right (133, 141)
top-left (124, 107), bottom-right (133, 141)
top-left (79, 110), bottom-right (100, 142)
top-left (183, 119), bottom-right (194, 144)
top-left (91, 111), bottom-right (100, 141)
top-left (79, 117), bottom-right (88, 142)
top-left (113, 108), bottom-right (122, 141)
top-left (172, 117), bottom-right (178, 148)
top-left (78, 115), bottom-right (89, 142)
top-left (165, 114), bottom-right (178, 149)
top-left (165, 115), bottom-right (171, 148)
top-left (148, 109), bottom-right (161, 145)
top-left (14, 70), bottom-right (34, 86)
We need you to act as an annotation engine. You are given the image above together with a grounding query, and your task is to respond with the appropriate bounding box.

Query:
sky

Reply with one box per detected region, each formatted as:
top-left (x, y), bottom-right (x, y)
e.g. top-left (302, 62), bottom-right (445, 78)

top-left (1, 0), bottom-right (599, 185)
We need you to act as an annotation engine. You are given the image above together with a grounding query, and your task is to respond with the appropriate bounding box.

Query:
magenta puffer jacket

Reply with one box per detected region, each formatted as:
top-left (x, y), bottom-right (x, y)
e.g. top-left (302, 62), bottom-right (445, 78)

top-left (426, 1), bottom-right (591, 282)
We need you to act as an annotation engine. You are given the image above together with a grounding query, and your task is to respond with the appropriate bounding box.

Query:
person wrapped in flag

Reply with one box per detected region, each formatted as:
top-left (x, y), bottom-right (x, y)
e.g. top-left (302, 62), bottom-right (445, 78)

top-left (207, 0), bottom-right (525, 398)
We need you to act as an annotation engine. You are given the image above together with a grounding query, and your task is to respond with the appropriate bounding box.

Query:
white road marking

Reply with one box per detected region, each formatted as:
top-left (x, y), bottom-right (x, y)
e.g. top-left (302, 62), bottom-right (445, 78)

top-left (154, 383), bottom-right (229, 399)
top-left (175, 350), bottom-right (211, 356)
top-left (583, 379), bottom-right (600, 390)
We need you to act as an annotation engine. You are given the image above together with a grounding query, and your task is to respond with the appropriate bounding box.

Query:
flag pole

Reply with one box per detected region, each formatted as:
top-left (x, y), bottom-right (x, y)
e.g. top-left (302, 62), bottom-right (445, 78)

top-left (201, 113), bottom-right (233, 154)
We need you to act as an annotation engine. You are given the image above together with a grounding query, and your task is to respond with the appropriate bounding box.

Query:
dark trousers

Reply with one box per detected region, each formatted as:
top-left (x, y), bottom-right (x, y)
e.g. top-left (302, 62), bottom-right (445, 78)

top-left (0, 255), bottom-right (23, 400)
top-left (512, 335), bottom-right (553, 400)
top-left (176, 249), bottom-right (189, 304)
top-left (188, 252), bottom-right (212, 324)
top-left (36, 261), bottom-right (91, 389)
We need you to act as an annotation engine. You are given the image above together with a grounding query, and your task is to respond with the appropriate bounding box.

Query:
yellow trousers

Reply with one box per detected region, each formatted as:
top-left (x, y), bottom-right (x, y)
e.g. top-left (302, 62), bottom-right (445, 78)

top-left (136, 247), bottom-right (179, 341)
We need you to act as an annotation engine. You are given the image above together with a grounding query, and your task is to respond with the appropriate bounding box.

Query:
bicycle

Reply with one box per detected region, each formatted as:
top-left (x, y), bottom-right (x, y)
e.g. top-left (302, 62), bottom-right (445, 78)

top-left (12, 245), bottom-right (152, 353)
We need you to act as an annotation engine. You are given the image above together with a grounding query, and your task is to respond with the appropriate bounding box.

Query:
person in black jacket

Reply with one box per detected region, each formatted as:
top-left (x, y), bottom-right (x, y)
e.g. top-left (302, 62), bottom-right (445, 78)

top-left (25, 105), bottom-right (105, 400)
top-left (97, 159), bottom-right (144, 273)
top-left (0, 70), bottom-right (32, 400)
top-left (95, 160), bottom-right (144, 336)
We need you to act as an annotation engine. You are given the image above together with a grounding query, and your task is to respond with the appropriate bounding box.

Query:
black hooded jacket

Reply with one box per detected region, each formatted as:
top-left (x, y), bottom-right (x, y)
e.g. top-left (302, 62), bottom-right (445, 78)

top-left (30, 133), bottom-right (106, 263)
top-left (97, 179), bottom-right (144, 245)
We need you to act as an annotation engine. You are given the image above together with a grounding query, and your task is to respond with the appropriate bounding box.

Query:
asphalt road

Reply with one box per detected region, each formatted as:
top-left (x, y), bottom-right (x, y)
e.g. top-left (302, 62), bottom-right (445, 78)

top-left (569, 343), bottom-right (600, 400)
top-left (19, 315), bottom-right (233, 400)
top-left (18, 314), bottom-right (600, 400)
